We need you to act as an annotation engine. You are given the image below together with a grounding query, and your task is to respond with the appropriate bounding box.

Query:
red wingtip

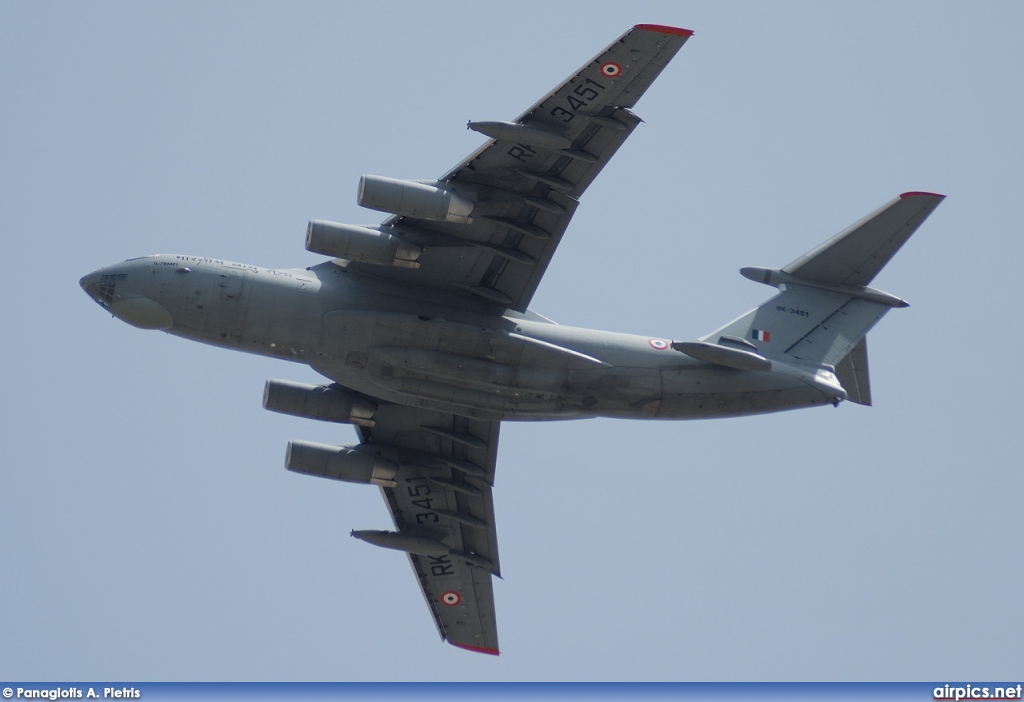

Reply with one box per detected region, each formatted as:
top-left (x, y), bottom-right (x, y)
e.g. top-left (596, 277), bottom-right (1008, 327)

top-left (900, 191), bottom-right (946, 199)
top-left (450, 642), bottom-right (501, 656)
top-left (634, 24), bottom-right (695, 37)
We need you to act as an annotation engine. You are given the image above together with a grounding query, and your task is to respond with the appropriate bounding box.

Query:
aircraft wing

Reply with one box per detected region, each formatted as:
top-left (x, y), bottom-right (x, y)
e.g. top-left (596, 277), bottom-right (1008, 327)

top-left (354, 404), bottom-right (502, 654)
top-left (346, 24), bottom-right (693, 312)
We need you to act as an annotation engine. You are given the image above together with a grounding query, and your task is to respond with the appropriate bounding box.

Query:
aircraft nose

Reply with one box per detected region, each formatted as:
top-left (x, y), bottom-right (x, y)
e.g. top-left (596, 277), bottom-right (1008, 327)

top-left (79, 266), bottom-right (173, 330)
top-left (79, 269), bottom-right (108, 306)
top-left (80, 271), bottom-right (99, 294)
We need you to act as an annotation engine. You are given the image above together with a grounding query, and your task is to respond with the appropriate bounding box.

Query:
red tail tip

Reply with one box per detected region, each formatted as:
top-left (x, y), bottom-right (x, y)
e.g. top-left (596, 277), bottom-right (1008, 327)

top-left (900, 191), bottom-right (945, 199)
top-left (450, 642), bottom-right (500, 656)
top-left (634, 24), bottom-right (695, 37)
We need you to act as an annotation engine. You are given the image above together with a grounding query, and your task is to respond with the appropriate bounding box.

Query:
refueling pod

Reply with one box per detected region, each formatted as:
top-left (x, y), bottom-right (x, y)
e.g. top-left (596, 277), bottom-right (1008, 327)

top-left (306, 221), bottom-right (421, 269)
top-left (357, 175), bottom-right (474, 224)
top-left (263, 379), bottom-right (377, 426)
top-left (286, 441), bottom-right (398, 487)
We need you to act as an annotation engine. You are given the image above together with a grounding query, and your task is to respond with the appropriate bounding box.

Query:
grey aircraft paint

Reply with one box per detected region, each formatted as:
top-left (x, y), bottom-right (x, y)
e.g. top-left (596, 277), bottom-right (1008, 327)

top-left (80, 24), bottom-right (943, 654)
top-left (80, 253), bottom-right (834, 420)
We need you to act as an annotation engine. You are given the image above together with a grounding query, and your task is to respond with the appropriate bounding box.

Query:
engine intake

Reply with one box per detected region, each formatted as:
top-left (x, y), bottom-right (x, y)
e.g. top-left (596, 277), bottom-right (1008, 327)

top-left (285, 441), bottom-right (397, 487)
top-left (357, 175), bottom-right (474, 223)
top-left (306, 221), bottom-right (421, 269)
top-left (263, 379), bottom-right (377, 426)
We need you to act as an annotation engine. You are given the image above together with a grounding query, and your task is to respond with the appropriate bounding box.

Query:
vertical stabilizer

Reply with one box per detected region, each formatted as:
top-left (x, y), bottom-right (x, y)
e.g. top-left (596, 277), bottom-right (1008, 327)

top-left (697, 192), bottom-right (943, 400)
top-left (834, 337), bottom-right (871, 405)
top-left (706, 286), bottom-right (892, 368)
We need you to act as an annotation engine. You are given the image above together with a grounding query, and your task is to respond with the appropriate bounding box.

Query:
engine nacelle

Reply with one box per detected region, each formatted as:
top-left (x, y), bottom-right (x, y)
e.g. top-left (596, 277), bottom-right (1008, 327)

top-left (263, 379), bottom-right (377, 427)
top-left (285, 441), bottom-right (397, 487)
top-left (357, 175), bottom-right (474, 224)
top-left (306, 221), bottom-right (421, 269)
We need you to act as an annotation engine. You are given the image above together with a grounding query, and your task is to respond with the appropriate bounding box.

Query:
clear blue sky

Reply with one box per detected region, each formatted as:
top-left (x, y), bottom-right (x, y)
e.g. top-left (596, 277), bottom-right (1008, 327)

top-left (2, 1), bottom-right (1022, 681)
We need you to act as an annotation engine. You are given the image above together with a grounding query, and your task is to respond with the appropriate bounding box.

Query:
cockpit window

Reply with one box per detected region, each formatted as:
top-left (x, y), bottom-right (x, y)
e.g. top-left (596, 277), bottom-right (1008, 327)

top-left (91, 273), bottom-right (127, 307)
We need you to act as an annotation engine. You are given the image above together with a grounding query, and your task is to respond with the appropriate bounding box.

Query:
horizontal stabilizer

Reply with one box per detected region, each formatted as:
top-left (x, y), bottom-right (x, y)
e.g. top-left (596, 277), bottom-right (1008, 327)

top-left (781, 191), bottom-right (944, 286)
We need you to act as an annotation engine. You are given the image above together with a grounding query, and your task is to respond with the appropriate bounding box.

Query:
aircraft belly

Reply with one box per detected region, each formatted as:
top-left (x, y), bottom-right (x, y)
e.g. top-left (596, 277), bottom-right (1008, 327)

top-left (309, 360), bottom-right (576, 421)
top-left (312, 311), bottom-right (593, 419)
top-left (566, 367), bottom-right (662, 418)
top-left (656, 366), bottom-right (828, 419)
top-left (366, 347), bottom-right (560, 410)
top-left (316, 312), bottom-right (675, 418)
top-left (308, 309), bottom-right (846, 421)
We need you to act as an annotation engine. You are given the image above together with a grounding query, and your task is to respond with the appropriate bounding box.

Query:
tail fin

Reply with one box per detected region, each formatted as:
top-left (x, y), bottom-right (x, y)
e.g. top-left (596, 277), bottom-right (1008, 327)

top-left (697, 192), bottom-right (944, 404)
top-left (834, 336), bottom-right (871, 405)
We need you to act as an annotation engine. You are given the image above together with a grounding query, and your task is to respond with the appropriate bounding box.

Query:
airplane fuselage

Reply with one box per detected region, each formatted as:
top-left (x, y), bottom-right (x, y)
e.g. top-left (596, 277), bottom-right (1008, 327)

top-left (81, 253), bottom-right (841, 422)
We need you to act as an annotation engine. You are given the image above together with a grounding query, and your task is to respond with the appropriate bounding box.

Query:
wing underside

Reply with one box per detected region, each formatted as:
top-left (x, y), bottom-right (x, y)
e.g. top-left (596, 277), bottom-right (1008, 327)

top-left (346, 24), bottom-right (694, 313)
top-left (356, 404), bottom-right (502, 654)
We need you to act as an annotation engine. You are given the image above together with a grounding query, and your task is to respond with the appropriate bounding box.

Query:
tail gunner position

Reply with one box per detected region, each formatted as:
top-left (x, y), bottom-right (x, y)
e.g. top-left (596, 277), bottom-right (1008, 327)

top-left (81, 24), bottom-right (943, 655)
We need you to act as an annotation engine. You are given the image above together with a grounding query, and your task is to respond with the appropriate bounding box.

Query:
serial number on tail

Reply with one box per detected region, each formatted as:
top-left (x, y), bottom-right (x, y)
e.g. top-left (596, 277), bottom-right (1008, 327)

top-left (776, 305), bottom-right (810, 317)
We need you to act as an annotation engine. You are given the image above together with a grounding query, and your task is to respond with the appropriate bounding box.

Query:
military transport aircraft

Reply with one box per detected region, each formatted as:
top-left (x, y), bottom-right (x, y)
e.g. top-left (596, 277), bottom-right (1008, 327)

top-left (80, 24), bottom-right (944, 655)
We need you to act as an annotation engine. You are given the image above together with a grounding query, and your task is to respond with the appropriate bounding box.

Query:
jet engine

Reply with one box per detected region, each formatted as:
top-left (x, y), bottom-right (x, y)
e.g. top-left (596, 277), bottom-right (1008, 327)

top-left (306, 220), bottom-right (421, 269)
top-left (263, 379), bottom-right (377, 426)
top-left (285, 441), bottom-right (398, 487)
top-left (357, 175), bottom-right (474, 223)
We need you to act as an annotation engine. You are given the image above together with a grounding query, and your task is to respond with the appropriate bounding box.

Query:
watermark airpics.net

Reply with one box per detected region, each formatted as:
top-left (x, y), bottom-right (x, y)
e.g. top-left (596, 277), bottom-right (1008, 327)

top-left (2, 689), bottom-right (139, 700)
top-left (934, 684), bottom-right (1023, 701)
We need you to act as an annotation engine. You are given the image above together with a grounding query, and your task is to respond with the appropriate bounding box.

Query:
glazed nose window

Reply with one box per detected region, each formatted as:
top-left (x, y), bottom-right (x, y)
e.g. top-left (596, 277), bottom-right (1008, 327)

top-left (88, 273), bottom-right (127, 307)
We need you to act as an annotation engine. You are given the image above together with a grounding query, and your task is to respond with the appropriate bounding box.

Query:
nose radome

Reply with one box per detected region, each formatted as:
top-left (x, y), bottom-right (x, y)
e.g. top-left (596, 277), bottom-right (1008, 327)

top-left (79, 272), bottom-right (99, 293)
top-left (80, 269), bottom-right (110, 308)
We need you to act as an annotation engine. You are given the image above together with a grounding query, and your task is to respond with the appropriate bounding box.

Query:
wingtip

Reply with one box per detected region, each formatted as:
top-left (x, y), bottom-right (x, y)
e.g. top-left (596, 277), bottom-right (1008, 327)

top-left (634, 24), bottom-right (695, 37)
top-left (899, 191), bottom-right (946, 200)
top-left (450, 642), bottom-right (501, 656)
